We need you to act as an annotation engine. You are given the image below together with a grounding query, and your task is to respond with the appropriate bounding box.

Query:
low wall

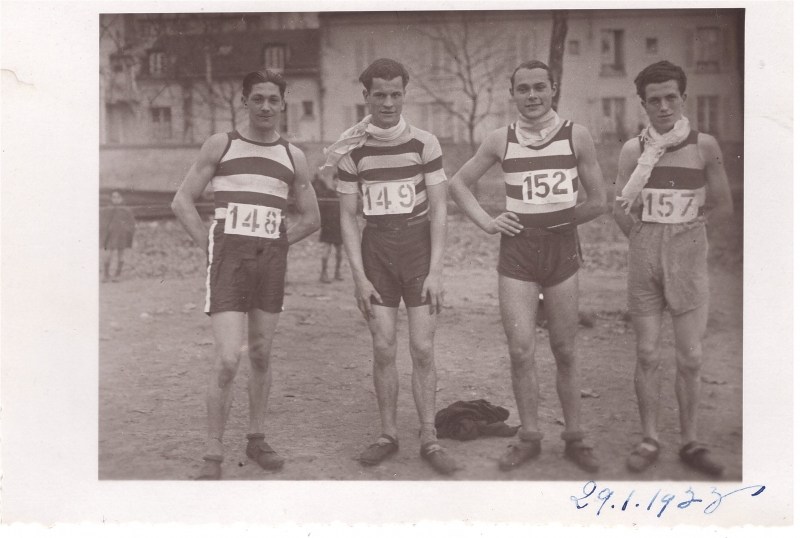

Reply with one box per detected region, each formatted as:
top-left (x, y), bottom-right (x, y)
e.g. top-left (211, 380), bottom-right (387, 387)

top-left (100, 140), bottom-right (744, 211)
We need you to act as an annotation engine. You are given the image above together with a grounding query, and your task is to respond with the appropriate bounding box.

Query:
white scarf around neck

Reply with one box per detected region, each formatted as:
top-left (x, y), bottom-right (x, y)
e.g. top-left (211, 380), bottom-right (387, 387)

top-left (617, 116), bottom-right (691, 213)
top-left (321, 115), bottom-right (407, 171)
top-left (515, 109), bottom-right (562, 147)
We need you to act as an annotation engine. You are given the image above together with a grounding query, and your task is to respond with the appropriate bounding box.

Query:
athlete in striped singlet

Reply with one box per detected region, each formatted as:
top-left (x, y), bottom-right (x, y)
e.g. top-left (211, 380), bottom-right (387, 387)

top-left (172, 70), bottom-right (320, 479)
top-left (328, 59), bottom-right (457, 475)
top-left (613, 61), bottom-right (733, 476)
top-left (449, 61), bottom-right (607, 473)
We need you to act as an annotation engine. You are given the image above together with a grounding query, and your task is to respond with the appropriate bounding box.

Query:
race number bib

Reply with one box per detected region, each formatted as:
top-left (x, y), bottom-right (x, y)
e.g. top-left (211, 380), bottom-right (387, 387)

top-left (521, 171), bottom-right (575, 204)
top-left (224, 202), bottom-right (282, 239)
top-left (641, 188), bottom-right (704, 224)
top-left (362, 181), bottom-right (416, 216)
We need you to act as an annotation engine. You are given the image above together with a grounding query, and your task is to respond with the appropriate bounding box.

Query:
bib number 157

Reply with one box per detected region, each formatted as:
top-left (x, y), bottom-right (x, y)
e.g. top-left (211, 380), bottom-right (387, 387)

top-left (641, 189), bottom-right (701, 224)
top-left (224, 202), bottom-right (281, 239)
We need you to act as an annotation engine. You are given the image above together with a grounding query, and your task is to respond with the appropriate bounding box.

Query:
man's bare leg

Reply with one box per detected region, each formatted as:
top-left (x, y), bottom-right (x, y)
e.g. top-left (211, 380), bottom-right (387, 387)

top-left (499, 275), bottom-right (541, 433)
top-left (334, 244), bottom-right (344, 280)
top-left (245, 308), bottom-right (285, 470)
top-left (206, 312), bottom-right (247, 459)
top-left (320, 243), bottom-right (332, 283)
top-left (246, 309), bottom-right (281, 435)
top-left (672, 303), bottom-right (708, 446)
top-left (542, 273), bottom-right (581, 433)
top-left (368, 305), bottom-right (400, 440)
top-left (632, 313), bottom-right (664, 441)
top-left (407, 305), bottom-right (438, 443)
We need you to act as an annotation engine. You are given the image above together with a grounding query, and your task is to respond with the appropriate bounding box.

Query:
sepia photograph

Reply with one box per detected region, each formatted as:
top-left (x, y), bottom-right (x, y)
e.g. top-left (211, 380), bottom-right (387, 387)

top-left (98, 9), bottom-right (744, 482)
top-left (2, 0), bottom-right (793, 530)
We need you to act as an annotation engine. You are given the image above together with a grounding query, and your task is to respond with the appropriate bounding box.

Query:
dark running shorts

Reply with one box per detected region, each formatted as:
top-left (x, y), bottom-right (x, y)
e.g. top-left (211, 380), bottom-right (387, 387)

top-left (497, 227), bottom-right (582, 287)
top-left (205, 220), bottom-right (289, 315)
top-left (361, 220), bottom-right (431, 308)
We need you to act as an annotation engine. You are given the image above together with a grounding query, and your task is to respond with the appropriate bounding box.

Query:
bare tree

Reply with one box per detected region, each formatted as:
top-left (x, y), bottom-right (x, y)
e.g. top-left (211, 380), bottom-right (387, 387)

top-left (215, 80), bottom-right (245, 131)
top-left (410, 15), bottom-right (517, 154)
top-left (548, 11), bottom-right (569, 111)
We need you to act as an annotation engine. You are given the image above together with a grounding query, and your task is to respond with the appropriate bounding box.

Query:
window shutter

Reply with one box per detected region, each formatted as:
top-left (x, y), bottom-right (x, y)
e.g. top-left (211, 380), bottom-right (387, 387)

top-left (685, 28), bottom-right (695, 70)
top-left (721, 26), bottom-right (735, 72)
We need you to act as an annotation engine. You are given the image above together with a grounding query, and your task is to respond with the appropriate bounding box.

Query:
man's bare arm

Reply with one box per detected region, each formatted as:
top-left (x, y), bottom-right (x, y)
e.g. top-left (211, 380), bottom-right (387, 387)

top-left (612, 139), bottom-right (642, 238)
top-left (448, 129), bottom-right (523, 236)
top-left (698, 133), bottom-right (734, 229)
top-left (286, 146), bottom-right (320, 245)
top-left (339, 193), bottom-right (381, 319)
top-left (171, 133), bottom-right (228, 250)
top-left (421, 181), bottom-right (447, 314)
top-left (572, 124), bottom-right (607, 225)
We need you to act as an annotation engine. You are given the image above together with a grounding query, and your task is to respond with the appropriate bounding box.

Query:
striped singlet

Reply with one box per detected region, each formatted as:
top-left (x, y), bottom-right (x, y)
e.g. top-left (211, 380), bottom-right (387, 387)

top-left (635, 130), bottom-right (707, 223)
top-left (501, 120), bottom-right (580, 230)
top-left (211, 131), bottom-right (295, 238)
top-left (336, 125), bottom-right (447, 223)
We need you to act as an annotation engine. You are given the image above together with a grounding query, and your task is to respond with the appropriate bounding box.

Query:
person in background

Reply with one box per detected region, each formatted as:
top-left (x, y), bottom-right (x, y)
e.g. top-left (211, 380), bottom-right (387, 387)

top-left (313, 173), bottom-right (345, 283)
top-left (100, 190), bottom-right (136, 282)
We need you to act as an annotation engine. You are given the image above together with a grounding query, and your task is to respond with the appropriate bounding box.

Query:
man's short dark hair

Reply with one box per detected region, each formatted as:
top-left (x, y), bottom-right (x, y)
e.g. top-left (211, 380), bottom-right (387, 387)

top-left (510, 60), bottom-right (554, 89)
top-left (359, 59), bottom-right (409, 92)
top-left (634, 61), bottom-right (687, 101)
top-left (242, 70), bottom-right (287, 99)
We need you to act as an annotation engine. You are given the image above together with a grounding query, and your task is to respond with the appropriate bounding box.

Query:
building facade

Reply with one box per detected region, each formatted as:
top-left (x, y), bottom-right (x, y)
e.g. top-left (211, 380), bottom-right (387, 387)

top-left (100, 13), bottom-right (322, 145)
top-left (319, 9), bottom-right (743, 144)
top-left (100, 9), bottom-right (743, 148)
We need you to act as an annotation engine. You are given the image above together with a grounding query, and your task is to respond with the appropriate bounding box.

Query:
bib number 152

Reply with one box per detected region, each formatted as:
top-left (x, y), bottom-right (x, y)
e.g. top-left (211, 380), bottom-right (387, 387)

top-left (224, 202), bottom-right (281, 239)
top-left (522, 171), bottom-right (574, 204)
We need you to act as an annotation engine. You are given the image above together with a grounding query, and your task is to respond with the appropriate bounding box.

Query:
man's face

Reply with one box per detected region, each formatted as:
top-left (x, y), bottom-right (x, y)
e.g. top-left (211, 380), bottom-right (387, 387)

top-left (642, 80), bottom-right (686, 134)
top-left (364, 77), bottom-right (405, 129)
top-left (242, 82), bottom-right (284, 131)
top-left (511, 68), bottom-right (556, 121)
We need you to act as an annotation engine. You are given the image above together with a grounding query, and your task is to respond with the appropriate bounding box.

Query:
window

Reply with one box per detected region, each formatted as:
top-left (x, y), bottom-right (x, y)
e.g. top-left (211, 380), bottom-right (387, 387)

top-left (600, 98), bottom-right (627, 142)
top-left (264, 44), bottom-right (286, 71)
top-left (568, 40), bottom-right (580, 55)
top-left (355, 104), bottom-right (367, 121)
top-left (150, 107), bottom-right (172, 140)
top-left (646, 38), bottom-right (658, 54)
top-left (696, 27), bottom-right (721, 72)
top-left (148, 51), bottom-right (166, 76)
top-left (696, 95), bottom-right (720, 135)
top-left (600, 30), bottom-right (625, 76)
top-left (302, 100), bottom-right (314, 118)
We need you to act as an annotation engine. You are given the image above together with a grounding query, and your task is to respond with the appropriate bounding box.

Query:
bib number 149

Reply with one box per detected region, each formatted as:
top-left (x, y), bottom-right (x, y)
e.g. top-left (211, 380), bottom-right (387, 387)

top-left (224, 202), bottom-right (281, 239)
top-left (362, 181), bottom-right (416, 216)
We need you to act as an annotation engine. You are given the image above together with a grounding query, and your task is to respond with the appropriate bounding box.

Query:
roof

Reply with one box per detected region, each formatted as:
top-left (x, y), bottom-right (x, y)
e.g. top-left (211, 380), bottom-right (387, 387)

top-left (145, 29), bottom-right (321, 79)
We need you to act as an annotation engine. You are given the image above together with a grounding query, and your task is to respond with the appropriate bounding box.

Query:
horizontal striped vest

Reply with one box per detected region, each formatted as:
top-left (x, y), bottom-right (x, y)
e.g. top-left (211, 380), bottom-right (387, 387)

top-left (337, 127), bottom-right (443, 223)
top-left (636, 130), bottom-right (707, 223)
top-left (501, 120), bottom-right (579, 229)
top-left (211, 131), bottom-right (295, 236)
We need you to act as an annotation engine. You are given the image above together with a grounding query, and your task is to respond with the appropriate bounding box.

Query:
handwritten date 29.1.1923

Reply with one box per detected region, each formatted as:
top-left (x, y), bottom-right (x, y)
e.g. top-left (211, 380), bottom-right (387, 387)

top-left (570, 481), bottom-right (765, 518)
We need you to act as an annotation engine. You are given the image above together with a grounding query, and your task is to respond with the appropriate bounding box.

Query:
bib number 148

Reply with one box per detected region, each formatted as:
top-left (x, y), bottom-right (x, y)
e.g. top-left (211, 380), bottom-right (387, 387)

top-left (224, 202), bottom-right (281, 239)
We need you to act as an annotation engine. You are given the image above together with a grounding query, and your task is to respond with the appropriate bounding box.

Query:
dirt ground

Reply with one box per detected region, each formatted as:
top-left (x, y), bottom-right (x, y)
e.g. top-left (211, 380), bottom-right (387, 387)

top-left (99, 212), bottom-right (742, 481)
